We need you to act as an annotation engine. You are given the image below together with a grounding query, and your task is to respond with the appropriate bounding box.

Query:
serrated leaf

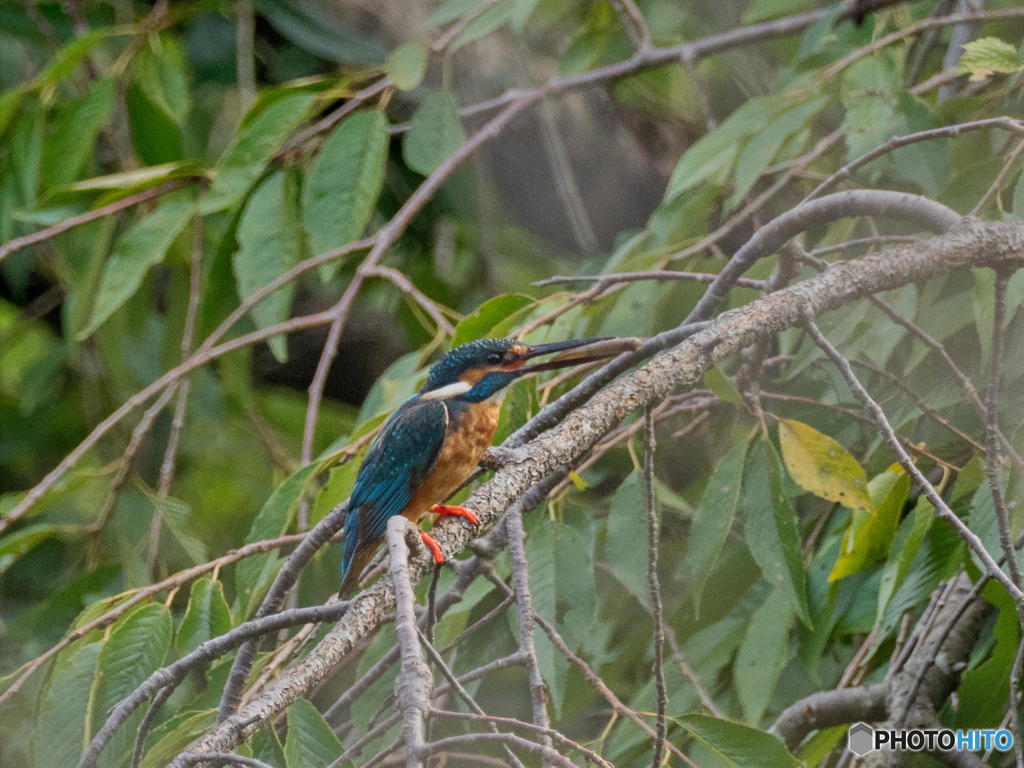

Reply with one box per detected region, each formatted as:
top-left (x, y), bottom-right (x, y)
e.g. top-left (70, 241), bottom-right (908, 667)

top-left (728, 97), bottom-right (828, 210)
top-left (138, 710), bottom-right (215, 768)
top-left (607, 474), bottom-right (652, 602)
top-left (956, 37), bottom-right (1024, 81)
top-left (386, 42), bottom-right (428, 91)
top-left (176, 578), bottom-right (232, 656)
top-left (876, 493), bottom-right (934, 625)
top-left (235, 170), bottom-right (301, 361)
top-left (743, 440), bottom-right (811, 626)
top-left (451, 293), bottom-right (534, 346)
top-left (959, 583), bottom-right (1021, 727)
top-left (829, 464), bottom-right (909, 581)
top-left (665, 96), bottom-right (777, 201)
top-left (777, 418), bottom-right (871, 511)
top-left (734, 588), bottom-right (793, 725)
top-left (677, 714), bottom-right (798, 768)
top-left (199, 91), bottom-right (316, 214)
top-left (41, 78), bottom-right (116, 189)
top-left (684, 439), bottom-right (750, 615)
top-left (301, 110), bottom-right (388, 280)
top-left (92, 603), bottom-right (172, 768)
top-left (32, 641), bottom-right (101, 768)
top-left (77, 198), bottom-right (194, 339)
top-left (284, 698), bottom-right (343, 768)
top-left (403, 90), bottom-right (466, 175)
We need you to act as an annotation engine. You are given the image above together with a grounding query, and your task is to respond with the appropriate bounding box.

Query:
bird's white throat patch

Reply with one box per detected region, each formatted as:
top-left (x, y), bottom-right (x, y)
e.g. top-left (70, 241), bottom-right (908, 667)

top-left (421, 380), bottom-right (473, 400)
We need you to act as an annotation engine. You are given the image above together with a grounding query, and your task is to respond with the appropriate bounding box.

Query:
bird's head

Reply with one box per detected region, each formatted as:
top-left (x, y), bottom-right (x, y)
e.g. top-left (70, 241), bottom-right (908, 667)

top-left (420, 337), bottom-right (632, 403)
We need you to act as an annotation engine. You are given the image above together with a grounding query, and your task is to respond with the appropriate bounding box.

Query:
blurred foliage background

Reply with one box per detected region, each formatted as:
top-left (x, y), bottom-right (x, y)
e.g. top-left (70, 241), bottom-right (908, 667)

top-left (1, 0), bottom-right (1024, 766)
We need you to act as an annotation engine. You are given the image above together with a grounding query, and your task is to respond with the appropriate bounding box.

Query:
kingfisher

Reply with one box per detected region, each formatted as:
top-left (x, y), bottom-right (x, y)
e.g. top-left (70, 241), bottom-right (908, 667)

top-left (338, 336), bottom-right (625, 597)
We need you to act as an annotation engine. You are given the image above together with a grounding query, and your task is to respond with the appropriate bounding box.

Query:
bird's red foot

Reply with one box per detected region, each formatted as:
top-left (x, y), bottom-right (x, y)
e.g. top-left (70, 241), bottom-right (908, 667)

top-left (420, 531), bottom-right (445, 563)
top-left (430, 504), bottom-right (480, 525)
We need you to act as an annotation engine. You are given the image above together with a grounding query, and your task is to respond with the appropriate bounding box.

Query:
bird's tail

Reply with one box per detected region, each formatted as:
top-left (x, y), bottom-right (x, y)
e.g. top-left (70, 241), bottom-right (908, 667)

top-left (338, 545), bottom-right (375, 598)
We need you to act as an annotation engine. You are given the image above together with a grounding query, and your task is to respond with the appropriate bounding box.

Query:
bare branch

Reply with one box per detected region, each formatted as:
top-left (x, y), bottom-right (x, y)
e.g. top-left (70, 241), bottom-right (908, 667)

top-left (643, 408), bottom-right (667, 768)
top-left (505, 505), bottom-right (553, 763)
top-left (388, 517), bottom-right (432, 768)
top-left (172, 220), bottom-right (1024, 757)
top-left (770, 684), bottom-right (888, 750)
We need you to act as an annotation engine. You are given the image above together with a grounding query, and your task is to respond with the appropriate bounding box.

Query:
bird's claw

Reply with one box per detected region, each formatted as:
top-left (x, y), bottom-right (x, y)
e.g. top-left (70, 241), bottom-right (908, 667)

top-left (430, 504), bottom-right (480, 525)
top-left (420, 531), bottom-right (446, 563)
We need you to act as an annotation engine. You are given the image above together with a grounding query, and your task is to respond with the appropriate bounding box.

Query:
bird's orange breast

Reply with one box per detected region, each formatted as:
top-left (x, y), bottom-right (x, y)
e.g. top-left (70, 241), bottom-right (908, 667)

top-left (402, 400), bottom-right (501, 523)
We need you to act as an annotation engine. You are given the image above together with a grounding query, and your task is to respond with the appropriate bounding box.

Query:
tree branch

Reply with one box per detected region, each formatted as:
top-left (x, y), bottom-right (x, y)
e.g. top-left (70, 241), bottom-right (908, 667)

top-left (176, 219), bottom-right (1024, 758)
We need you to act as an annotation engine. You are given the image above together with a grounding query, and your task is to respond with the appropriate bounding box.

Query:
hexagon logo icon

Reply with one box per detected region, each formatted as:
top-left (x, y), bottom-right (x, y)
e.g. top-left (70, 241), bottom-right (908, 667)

top-left (848, 722), bottom-right (875, 756)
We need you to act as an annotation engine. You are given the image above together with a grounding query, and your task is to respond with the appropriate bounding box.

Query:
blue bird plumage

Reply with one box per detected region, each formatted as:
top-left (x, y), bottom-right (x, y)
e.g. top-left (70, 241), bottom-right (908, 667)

top-left (338, 335), bottom-right (622, 596)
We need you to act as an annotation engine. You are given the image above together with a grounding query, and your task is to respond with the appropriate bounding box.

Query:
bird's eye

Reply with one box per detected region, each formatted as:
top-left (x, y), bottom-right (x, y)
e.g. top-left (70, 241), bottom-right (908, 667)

top-left (485, 352), bottom-right (503, 365)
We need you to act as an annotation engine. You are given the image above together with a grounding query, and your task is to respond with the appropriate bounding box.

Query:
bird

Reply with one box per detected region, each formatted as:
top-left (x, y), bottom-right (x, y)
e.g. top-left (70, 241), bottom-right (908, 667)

top-left (338, 335), bottom-right (628, 597)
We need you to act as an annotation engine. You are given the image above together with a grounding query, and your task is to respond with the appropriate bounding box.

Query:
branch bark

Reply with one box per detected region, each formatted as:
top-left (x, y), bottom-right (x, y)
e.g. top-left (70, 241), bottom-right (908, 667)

top-left (178, 219), bottom-right (1024, 757)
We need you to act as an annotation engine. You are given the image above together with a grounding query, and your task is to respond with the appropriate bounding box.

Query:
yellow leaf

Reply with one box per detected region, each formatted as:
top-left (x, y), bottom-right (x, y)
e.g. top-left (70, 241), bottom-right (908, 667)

top-left (829, 465), bottom-right (909, 581)
top-left (568, 471), bottom-right (588, 491)
top-left (777, 418), bottom-right (872, 511)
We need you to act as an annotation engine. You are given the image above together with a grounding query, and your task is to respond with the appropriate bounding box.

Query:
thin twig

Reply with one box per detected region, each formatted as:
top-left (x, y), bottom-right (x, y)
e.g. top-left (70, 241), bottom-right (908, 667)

top-left (0, 180), bottom-right (192, 264)
top-left (388, 518), bottom-right (432, 768)
top-left (643, 408), bottom-right (667, 768)
top-left (505, 505), bottom-right (553, 764)
top-left (148, 216), bottom-right (205, 575)
top-left (533, 271), bottom-right (769, 290)
top-left (983, 268), bottom-right (1024, 590)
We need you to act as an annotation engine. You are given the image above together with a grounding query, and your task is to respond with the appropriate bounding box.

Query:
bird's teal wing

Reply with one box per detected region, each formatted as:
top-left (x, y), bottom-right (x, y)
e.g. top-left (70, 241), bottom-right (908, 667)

top-left (340, 397), bottom-right (448, 592)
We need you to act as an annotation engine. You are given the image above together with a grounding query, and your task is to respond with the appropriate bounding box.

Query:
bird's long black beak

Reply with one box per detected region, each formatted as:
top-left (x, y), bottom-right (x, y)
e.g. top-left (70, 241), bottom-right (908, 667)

top-left (518, 337), bottom-right (642, 374)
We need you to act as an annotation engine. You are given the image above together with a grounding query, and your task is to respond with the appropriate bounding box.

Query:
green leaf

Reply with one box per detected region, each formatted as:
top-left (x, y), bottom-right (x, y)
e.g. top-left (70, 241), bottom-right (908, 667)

top-left (386, 42), bottom-right (428, 91)
top-left (734, 588), bottom-right (794, 725)
top-left (829, 464), bottom-right (909, 581)
top-left (0, 523), bottom-right (64, 574)
top-left (35, 29), bottom-right (119, 87)
top-left (77, 197), bottom-right (194, 339)
top-left (743, 440), bottom-right (811, 626)
top-left (777, 418), bottom-right (872, 511)
top-left (677, 714), bottom-right (798, 768)
top-left (284, 698), bottom-right (343, 768)
top-left (527, 520), bottom-right (596, 655)
top-left (138, 710), bottom-right (215, 768)
top-left (728, 97), bottom-right (828, 210)
top-left (606, 474), bottom-right (653, 601)
top-left (665, 96), bottom-right (777, 201)
top-left (235, 170), bottom-right (301, 361)
top-left (403, 90), bottom-right (466, 175)
top-left (176, 578), bottom-right (232, 656)
top-left (235, 463), bottom-right (318, 614)
top-left (301, 110), bottom-right (388, 279)
top-left (66, 162), bottom-right (189, 192)
top-left (956, 37), bottom-right (1024, 80)
top-left (451, 293), bottom-right (534, 346)
top-left (742, 0), bottom-right (811, 23)
top-left (41, 78), bottom-right (116, 189)
top-left (876, 493), bottom-right (935, 625)
top-left (92, 603), bottom-right (173, 768)
top-left (684, 439), bottom-right (750, 615)
top-left (959, 583), bottom-right (1021, 727)
top-left (448, 0), bottom-right (516, 51)
top-left (199, 91), bottom-right (316, 214)
top-left (32, 641), bottom-right (101, 768)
